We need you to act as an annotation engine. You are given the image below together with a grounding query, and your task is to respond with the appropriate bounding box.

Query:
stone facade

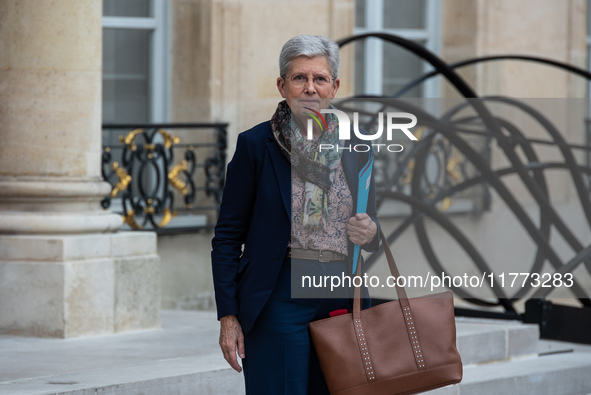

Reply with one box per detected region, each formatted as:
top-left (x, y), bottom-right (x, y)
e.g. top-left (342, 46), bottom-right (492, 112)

top-left (1, 0), bottom-right (589, 329)
top-left (441, 0), bottom-right (587, 98)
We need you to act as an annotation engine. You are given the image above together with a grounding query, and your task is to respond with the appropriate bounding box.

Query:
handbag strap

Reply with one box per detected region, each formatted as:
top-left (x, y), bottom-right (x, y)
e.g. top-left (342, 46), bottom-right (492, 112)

top-left (353, 231), bottom-right (408, 314)
top-left (353, 231), bottom-right (427, 371)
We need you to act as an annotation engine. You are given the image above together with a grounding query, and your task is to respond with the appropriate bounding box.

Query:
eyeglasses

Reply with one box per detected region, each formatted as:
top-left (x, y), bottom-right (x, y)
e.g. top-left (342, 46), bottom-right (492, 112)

top-left (285, 73), bottom-right (333, 88)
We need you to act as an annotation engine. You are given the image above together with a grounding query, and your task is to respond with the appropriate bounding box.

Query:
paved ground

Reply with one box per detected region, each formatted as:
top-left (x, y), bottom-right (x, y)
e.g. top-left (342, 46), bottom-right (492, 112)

top-left (0, 311), bottom-right (241, 395)
top-left (1, 310), bottom-right (590, 394)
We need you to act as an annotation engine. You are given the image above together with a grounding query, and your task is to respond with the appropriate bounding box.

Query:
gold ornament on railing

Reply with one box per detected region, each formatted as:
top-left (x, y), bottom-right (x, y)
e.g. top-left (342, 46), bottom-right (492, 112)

top-left (110, 162), bottom-right (132, 198)
top-left (168, 160), bottom-right (189, 195)
top-left (159, 129), bottom-right (180, 148)
top-left (119, 128), bottom-right (144, 151)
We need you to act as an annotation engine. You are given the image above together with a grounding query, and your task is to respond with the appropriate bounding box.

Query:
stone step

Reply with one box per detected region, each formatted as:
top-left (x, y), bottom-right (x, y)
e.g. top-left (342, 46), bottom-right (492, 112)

top-left (455, 317), bottom-right (539, 365)
top-left (425, 351), bottom-right (591, 395)
top-left (0, 353), bottom-right (242, 395)
top-left (0, 311), bottom-right (586, 395)
top-left (4, 350), bottom-right (591, 395)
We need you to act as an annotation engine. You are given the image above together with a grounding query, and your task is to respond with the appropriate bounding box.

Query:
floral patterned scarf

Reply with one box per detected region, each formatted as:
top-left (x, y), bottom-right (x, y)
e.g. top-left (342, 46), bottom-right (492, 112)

top-left (270, 100), bottom-right (344, 228)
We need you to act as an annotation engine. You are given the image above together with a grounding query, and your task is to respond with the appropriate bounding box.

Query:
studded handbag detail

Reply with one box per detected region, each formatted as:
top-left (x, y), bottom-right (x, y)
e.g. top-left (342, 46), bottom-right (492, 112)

top-left (309, 232), bottom-right (463, 395)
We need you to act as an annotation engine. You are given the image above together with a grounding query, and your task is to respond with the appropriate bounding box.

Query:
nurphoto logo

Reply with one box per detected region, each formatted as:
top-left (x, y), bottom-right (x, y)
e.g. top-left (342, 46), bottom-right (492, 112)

top-left (304, 108), bottom-right (418, 153)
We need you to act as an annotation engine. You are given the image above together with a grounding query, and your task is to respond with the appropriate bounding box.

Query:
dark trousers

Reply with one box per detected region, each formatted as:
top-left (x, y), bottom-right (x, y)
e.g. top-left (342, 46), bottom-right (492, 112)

top-left (242, 258), bottom-right (351, 395)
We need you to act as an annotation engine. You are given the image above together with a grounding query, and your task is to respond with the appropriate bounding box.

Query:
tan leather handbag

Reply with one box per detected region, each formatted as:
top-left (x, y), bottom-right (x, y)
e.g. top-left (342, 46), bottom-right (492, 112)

top-left (309, 233), bottom-right (463, 395)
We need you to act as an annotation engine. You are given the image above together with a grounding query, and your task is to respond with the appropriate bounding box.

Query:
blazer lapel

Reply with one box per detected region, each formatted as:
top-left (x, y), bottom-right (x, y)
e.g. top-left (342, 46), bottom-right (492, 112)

top-left (266, 139), bottom-right (292, 220)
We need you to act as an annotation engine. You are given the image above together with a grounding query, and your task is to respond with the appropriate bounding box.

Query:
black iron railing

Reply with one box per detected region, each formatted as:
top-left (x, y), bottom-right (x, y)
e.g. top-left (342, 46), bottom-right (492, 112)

top-left (101, 123), bottom-right (227, 233)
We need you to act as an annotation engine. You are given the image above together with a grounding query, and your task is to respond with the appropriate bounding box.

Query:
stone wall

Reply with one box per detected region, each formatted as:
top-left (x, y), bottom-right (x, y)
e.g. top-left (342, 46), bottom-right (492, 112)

top-left (441, 0), bottom-right (588, 98)
top-left (159, 232), bottom-right (216, 311)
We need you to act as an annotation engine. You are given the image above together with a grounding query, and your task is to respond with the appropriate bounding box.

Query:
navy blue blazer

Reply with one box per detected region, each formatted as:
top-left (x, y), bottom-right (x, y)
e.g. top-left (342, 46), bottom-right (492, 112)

top-left (211, 120), bottom-right (380, 333)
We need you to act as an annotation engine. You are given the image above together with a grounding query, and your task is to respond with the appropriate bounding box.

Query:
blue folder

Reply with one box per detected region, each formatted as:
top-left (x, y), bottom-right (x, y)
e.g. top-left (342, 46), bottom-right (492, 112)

top-left (352, 149), bottom-right (374, 275)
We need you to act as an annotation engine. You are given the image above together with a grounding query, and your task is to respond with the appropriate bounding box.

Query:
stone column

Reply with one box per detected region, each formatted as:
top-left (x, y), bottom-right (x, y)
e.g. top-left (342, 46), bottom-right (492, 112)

top-left (0, 0), bottom-right (160, 337)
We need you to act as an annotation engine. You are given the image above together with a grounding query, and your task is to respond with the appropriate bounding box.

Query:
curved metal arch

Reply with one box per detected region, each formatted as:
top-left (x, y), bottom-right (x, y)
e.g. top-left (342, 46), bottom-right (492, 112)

top-left (393, 55), bottom-right (591, 98)
top-left (442, 97), bottom-right (591, 269)
top-left (337, 32), bottom-right (479, 99)
top-left (429, 100), bottom-right (591, 306)
top-left (366, 160), bottom-right (591, 308)
top-left (336, 33), bottom-right (591, 311)
top-left (375, 190), bottom-right (513, 309)
top-left (336, 96), bottom-right (591, 307)
top-left (334, 39), bottom-right (558, 218)
top-left (448, 115), bottom-right (552, 301)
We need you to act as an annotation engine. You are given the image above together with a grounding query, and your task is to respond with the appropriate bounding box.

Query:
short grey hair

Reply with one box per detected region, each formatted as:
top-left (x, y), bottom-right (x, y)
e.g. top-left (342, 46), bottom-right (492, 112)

top-left (279, 35), bottom-right (340, 79)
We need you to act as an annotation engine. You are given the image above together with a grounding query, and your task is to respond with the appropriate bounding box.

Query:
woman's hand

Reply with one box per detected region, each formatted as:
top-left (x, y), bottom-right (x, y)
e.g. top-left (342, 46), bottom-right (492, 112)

top-left (219, 314), bottom-right (245, 373)
top-left (347, 213), bottom-right (377, 246)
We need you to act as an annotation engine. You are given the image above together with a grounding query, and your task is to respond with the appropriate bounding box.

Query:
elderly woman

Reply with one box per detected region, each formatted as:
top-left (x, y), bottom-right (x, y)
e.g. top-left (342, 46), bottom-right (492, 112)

top-left (211, 35), bottom-right (379, 394)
